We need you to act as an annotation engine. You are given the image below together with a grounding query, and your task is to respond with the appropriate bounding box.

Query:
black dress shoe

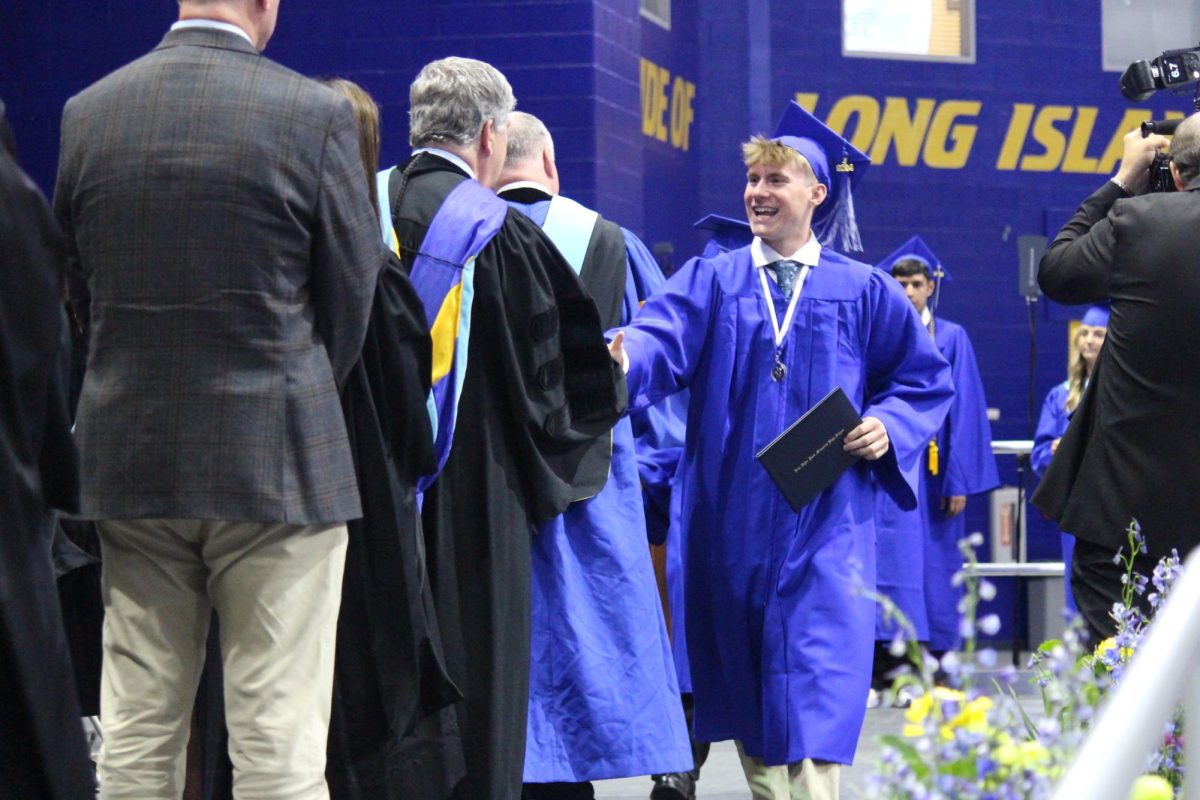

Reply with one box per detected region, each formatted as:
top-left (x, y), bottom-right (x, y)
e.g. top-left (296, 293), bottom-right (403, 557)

top-left (649, 772), bottom-right (695, 800)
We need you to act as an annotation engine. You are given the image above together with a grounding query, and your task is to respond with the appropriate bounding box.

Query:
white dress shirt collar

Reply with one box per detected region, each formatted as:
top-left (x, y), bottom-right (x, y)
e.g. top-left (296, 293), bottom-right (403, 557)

top-left (170, 19), bottom-right (255, 47)
top-left (412, 148), bottom-right (477, 181)
top-left (921, 306), bottom-right (933, 327)
top-left (495, 180), bottom-right (553, 196)
top-left (750, 234), bottom-right (823, 270)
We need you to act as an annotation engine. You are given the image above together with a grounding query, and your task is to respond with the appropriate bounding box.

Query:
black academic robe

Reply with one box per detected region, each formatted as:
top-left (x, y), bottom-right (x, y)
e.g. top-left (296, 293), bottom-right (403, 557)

top-left (325, 251), bottom-right (461, 797)
top-left (0, 105), bottom-right (95, 800)
top-left (195, 252), bottom-right (456, 800)
top-left (389, 154), bottom-right (626, 800)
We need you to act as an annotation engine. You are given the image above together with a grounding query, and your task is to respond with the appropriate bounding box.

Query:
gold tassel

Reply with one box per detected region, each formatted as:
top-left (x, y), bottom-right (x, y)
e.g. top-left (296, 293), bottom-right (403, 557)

top-left (928, 437), bottom-right (939, 476)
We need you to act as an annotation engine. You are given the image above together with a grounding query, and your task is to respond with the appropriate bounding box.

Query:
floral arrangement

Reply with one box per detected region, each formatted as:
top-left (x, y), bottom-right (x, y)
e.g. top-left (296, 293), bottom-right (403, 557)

top-left (866, 523), bottom-right (1184, 800)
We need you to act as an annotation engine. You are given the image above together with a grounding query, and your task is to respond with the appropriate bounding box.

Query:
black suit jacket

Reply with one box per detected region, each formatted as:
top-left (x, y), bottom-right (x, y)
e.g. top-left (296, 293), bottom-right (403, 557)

top-left (1033, 178), bottom-right (1200, 558)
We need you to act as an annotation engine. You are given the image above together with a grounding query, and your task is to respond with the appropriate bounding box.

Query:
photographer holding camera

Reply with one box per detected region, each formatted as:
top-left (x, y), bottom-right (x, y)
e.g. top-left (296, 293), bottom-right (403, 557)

top-left (1032, 115), bottom-right (1200, 641)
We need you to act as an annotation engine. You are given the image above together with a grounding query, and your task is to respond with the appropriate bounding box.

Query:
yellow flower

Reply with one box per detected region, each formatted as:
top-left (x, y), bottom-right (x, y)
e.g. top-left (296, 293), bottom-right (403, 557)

top-left (994, 734), bottom-right (1049, 770)
top-left (901, 687), bottom-right (992, 740)
top-left (1094, 636), bottom-right (1135, 667)
top-left (950, 696), bottom-right (994, 735)
top-left (1130, 774), bottom-right (1174, 800)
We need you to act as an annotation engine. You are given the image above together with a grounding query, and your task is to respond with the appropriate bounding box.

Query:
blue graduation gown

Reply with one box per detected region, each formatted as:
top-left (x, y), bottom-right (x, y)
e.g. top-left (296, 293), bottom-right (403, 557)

top-left (509, 197), bottom-right (692, 781)
top-left (1033, 381), bottom-right (1076, 612)
top-left (918, 319), bottom-right (1000, 650)
top-left (615, 245), bottom-right (953, 766)
top-left (873, 486), bottom-right (930, 640)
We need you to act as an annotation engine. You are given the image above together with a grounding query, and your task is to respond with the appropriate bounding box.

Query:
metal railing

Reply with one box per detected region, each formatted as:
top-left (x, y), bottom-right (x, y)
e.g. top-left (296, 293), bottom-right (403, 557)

top-left (1052, 549), bottom-right (1200, 800)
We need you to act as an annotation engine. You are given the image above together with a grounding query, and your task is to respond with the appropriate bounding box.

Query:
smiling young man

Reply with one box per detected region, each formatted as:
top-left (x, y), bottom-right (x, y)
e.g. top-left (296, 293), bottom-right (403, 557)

top-left (608, 103), bottom-right (953, 800)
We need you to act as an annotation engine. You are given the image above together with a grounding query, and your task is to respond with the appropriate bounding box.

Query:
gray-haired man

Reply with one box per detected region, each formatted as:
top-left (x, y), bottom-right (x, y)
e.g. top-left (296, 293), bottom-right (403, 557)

top-left (377, 58), bottom-right (626, 800)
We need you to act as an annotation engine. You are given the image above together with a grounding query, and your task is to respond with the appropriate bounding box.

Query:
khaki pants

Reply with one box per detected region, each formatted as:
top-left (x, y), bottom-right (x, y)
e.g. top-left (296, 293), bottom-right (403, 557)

top-left (96, 519), bottom-right (348, 800)
top-left (735, 741), bottom-right (841, 800)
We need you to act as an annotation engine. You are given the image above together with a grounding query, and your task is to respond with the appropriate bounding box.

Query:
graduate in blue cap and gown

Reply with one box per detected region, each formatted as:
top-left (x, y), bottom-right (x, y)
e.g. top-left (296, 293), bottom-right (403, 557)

top-left (490, 111), bottom-right (691, 800)
top-left (1032, 304), bottom-right (1108, 614)
top-left (873, 238), bottom-right (1000, 683)
top-left (608, 102), bottom-right (953, 799)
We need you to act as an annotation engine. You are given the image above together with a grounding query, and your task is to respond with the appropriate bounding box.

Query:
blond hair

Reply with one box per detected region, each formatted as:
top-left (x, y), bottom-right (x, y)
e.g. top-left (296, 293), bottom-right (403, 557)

top-left (1065, 327), bottom-right (1093, 413)
top-left (741, 135), bottom-right (813, 180)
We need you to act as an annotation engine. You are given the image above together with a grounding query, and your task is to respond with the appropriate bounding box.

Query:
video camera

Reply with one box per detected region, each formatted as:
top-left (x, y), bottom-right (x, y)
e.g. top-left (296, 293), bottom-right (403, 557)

top-left (1120, 46), bottom-right (1200, 102)
top-left (1120, 45), bottom-right (1200, 193)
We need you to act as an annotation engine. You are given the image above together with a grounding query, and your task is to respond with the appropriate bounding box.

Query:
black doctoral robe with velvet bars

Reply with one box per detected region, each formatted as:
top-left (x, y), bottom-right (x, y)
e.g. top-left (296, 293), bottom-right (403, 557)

top-left (388, 153), bottom-right (626, 800)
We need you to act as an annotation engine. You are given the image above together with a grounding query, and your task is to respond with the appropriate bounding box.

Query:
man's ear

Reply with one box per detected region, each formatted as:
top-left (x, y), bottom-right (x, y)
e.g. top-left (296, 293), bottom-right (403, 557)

top-left (1171, 159), bottom-right (1187, 191)
top-left (811, 182), bottom-right (829, 206)
top-left (543, 145), bottom-right (558, 186)
top-left (479, 119), bottom-right (496, 158)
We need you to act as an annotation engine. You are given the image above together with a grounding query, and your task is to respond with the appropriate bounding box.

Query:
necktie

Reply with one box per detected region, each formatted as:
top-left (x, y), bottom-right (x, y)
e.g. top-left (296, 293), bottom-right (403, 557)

top-left (771, 259), bottom-right (800, 301)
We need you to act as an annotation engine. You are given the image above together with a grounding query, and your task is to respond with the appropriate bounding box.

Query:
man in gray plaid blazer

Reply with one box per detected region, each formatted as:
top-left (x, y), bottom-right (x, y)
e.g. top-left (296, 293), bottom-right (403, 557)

top-left (53, 1), bottom-right (383, 796)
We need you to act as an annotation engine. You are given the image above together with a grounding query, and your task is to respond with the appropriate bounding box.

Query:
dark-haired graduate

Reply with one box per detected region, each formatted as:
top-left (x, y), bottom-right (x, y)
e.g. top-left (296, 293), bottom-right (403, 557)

top-left (872, 237), bottom-right (999, 697)
top-left (378, 58), bottom-right (626, 800)
top-left (607, 103), bottom-right (952, 799)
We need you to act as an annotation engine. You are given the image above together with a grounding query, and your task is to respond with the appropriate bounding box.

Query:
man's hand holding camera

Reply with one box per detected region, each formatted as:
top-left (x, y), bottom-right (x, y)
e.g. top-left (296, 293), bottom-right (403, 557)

top-left (1115, 128), bottom-right (1172, 194)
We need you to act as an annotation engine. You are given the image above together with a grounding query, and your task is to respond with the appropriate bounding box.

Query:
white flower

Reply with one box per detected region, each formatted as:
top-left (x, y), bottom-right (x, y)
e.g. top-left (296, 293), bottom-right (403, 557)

top-left (977, 614), bottom-right (1001, 635)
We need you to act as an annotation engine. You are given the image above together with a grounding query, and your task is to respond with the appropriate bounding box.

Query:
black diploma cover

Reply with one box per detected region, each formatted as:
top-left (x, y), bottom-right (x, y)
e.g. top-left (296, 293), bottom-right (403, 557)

top-left (756, 387), bottom-right (863, 512)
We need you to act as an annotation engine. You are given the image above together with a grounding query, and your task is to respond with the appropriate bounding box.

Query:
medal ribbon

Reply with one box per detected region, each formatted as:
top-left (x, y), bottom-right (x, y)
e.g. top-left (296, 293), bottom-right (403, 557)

top-left (758, 265), bottom-right (809, 346)
top-left (759, 265), bottom-right (811, 381)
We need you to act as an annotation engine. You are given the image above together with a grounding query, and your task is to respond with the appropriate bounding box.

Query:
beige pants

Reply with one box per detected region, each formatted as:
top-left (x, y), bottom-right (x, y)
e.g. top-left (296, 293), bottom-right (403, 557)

top-left (96, 519), bottom-right (348, 800)
top-left (735, 741), bottom-right (841, 800)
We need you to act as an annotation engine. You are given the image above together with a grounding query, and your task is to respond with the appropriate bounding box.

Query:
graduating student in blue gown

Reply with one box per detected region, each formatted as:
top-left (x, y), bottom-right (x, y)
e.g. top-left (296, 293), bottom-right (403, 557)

top-left (1032, 305), bottom-right (1108, 615)
top-left (609, 103), bottom-right (953, 797)
top-left (874, 238), bottom-right (1000, 662)
top-left (492, 112), bottom-right (691, 800)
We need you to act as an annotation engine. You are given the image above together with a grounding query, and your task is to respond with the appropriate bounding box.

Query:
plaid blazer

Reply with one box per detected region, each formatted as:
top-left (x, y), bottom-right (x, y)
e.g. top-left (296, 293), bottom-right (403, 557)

top-left (54, 27), bottom-right (383, 523)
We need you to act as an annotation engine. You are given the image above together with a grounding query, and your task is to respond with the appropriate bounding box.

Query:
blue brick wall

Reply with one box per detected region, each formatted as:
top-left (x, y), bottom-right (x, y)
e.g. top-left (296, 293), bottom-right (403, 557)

top-left (2, 0), bottom-right (1183, 644)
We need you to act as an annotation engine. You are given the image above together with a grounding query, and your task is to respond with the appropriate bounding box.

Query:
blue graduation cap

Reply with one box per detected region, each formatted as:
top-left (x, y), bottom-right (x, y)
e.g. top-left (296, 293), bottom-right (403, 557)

top-left (876, 235), bottom-right (949, 283)
top-left (771, 101), bottom-right (871, 253)
top-left (1081, 303), bottom-right (1110, 328)
top-left (876, 235), bottom-right (950, 312)
top-left (694, 213), bottom-right (753, 258)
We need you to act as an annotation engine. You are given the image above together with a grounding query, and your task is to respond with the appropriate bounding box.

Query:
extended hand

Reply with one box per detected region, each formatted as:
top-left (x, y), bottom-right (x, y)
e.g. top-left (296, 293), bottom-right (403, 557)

top-left (843, 416), bottom-right (889, 461)
top-left (942, 495), bottom-right (967, 517)
top-left (608, 331), bottom-right (627, 374)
